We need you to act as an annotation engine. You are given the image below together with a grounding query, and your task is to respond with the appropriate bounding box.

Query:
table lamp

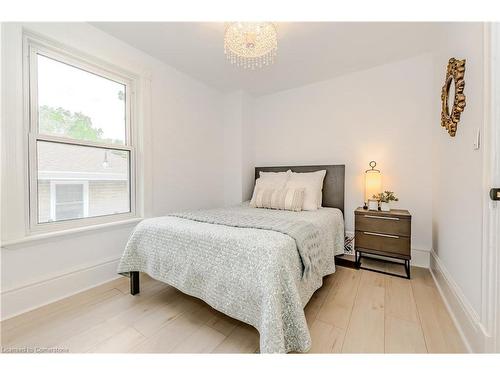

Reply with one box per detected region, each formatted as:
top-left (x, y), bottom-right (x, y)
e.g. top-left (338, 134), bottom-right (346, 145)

top-left (364, 161), bottom-right (382, 209)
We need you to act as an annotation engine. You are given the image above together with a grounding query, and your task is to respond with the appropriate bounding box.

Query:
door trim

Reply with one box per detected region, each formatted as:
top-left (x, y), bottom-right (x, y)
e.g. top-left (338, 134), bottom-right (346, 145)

top-left (482, 22), bottom-right (500, 352)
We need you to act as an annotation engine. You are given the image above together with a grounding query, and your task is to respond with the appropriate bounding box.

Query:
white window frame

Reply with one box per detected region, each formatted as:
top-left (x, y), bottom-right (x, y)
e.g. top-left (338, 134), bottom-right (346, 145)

top-left (24, 33), bottom-right (139, 234)
top-left (49, 180), bottom-right (90, 222)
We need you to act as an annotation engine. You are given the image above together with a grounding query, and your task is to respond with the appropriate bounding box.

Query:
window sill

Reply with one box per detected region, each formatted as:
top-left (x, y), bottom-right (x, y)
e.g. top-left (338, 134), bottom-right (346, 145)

top-left (1, 217), bottom-right (143, 248)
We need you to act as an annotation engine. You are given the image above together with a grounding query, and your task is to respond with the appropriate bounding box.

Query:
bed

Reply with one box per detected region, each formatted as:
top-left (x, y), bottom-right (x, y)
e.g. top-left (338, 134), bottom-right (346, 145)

top-left (117, 164), bottom-right (345, 353)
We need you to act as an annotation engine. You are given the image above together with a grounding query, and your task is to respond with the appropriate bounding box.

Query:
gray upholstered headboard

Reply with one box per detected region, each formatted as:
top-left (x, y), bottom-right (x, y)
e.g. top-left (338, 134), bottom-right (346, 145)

top-left (254, 165), bottom-right (345, 213)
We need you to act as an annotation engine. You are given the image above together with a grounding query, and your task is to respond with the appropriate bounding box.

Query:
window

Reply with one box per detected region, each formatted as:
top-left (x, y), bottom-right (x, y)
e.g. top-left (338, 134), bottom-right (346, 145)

top-left (50, 181), bottom-right (89, 221)
top-left (26, 36), bottom-right (137, 231)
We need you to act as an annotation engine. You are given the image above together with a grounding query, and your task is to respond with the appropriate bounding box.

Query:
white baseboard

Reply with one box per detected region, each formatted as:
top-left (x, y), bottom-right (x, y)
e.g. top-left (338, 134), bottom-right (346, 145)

top-left (1, 257), bottom-right (122, 321)
top-left (411, 248), bottom-right (430, 268)
top-left (429, 250), bottom-right (489, 353)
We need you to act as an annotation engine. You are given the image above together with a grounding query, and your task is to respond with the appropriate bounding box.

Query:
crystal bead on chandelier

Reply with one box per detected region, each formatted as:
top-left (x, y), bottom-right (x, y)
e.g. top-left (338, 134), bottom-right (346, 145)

top-left (224, 22), bottom-right (277, 70)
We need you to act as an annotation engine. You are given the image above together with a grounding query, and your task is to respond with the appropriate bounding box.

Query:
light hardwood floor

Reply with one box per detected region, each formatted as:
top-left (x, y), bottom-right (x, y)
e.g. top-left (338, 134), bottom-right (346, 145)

top-left (1, 263), bottom-right (466, 353)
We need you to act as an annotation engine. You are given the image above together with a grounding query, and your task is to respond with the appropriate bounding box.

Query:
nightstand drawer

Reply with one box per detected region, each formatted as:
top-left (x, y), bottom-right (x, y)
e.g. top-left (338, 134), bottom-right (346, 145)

top-left (355, 230), bottom-right (410, 256)
top-left (355, 214), bottom-right (411, 236)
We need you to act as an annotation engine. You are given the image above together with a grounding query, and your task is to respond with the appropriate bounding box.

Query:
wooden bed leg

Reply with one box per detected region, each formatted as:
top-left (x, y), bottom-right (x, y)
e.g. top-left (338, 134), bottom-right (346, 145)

top-left (130, 271), bottom-right (140, 295)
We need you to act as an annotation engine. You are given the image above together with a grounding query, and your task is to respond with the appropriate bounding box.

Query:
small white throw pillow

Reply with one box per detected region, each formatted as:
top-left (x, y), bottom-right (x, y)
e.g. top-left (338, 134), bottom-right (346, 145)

top-left (286, 170), bottom-right (327, 211)
top-left (250, 170), bottom-right (291, 206)
top-left (250, 187), bottom-right (305, 212)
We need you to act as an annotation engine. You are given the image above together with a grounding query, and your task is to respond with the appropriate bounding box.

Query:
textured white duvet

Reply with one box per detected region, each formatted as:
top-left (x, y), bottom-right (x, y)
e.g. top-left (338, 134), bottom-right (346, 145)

top-left (118, 203), bottom-right (344, 353)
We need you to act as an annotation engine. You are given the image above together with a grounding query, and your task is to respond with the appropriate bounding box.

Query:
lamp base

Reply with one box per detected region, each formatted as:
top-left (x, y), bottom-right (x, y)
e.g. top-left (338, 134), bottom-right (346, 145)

top-left (362, 202), bottom-right (368, 210)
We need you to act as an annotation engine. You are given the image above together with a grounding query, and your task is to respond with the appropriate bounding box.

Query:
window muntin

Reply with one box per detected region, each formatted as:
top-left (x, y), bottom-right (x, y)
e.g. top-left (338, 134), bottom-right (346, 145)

top-left (27, 38), bottom-right (136, 231)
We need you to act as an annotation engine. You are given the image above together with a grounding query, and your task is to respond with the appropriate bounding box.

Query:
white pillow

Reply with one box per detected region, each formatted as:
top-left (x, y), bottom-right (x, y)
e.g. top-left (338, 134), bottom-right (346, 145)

top-left (285, 170), bottom-right (326, 211)
top-left (259, 170), bottom-right (291, 183)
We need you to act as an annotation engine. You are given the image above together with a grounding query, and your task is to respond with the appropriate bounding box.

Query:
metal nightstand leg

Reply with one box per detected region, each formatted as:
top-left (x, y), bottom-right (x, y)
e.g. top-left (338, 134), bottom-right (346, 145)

top-left (405, 259), bottom-right (411, 279)
top-left (356, 251), bottom-right (411, 279)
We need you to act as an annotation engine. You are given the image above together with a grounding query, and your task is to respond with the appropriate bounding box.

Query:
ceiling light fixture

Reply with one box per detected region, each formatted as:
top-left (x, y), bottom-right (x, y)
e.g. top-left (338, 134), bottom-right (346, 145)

top-left (224, 22), bottom-right (277, 70)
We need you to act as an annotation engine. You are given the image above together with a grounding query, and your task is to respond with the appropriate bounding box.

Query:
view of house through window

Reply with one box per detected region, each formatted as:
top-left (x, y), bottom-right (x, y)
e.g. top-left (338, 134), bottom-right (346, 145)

top-left (37, 142), bottom-right (130, 223)
top-left (31, 49), bottom-right (133, 225)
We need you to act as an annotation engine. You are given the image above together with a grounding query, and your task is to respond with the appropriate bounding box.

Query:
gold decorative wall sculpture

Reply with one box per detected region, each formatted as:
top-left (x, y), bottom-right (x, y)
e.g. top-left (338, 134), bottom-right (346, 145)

top-left (441, 58), bottom-right (466, 137)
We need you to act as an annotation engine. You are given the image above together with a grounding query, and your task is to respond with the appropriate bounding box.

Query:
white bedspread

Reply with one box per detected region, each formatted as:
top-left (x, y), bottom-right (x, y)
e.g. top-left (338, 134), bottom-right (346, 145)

top-left (118, 203), bottom-right (344, 353)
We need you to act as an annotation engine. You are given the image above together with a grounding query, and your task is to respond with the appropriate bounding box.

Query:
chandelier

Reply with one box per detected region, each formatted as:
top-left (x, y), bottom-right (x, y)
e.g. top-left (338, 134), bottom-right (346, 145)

top-left (224, 22), bottom-right (278, 70)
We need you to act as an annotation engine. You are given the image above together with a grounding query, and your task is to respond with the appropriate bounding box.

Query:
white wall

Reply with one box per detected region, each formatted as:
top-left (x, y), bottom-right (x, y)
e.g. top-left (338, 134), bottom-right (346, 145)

top-left (150, 58), bottom-right (224, 214)
top-left (222, 91), bottom-right (255, 206)
top-left (0, 22), bottom-right (225, 319)
top-left (430, 23), bottom-right (487, 351)
top-left (253, 55), bottom-right (434, 260)
top-left (241, 93), bottom-right (256, 202)
top-left (431, 23), bottom-right (484, 314)
top-left (222, 92), bottom-right (244, 206)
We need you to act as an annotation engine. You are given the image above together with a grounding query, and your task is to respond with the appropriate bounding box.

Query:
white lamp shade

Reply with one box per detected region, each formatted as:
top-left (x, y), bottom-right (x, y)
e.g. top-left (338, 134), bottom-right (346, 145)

top-left (365, 170), bottom-right (382, 202)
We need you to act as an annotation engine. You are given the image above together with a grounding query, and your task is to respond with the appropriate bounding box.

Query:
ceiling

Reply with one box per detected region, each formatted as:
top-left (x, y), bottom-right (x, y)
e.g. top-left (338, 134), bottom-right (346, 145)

top-left (92, 22), bottom-right (440, 96)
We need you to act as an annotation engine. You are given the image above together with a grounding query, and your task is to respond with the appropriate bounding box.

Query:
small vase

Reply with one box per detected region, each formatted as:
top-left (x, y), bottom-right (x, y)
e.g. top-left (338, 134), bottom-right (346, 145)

top-left (380, 202), bottom-right (391, 212)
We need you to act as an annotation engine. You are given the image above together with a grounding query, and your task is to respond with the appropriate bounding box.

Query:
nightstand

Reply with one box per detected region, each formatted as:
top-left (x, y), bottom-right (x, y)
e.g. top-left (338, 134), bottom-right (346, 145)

top-left (354, 207), bottom-right (412, 279)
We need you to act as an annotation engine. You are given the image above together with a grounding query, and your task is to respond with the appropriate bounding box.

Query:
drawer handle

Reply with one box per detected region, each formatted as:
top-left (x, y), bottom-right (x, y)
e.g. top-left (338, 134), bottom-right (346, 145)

top-left (364, 215), bottom-right (400, 221)
top-left (363, 231), bottom-right (400, 239)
